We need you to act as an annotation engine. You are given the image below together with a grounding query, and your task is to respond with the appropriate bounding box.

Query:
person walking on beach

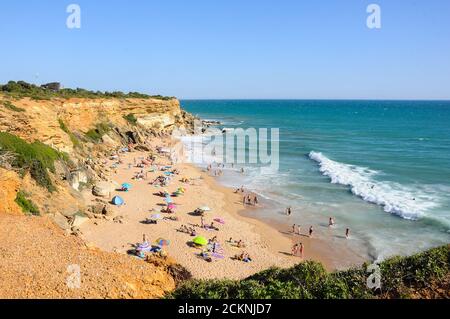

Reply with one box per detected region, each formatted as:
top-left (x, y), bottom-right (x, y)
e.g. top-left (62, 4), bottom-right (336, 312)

top-left (286, 206), bottom-right (292, 216)
top-left (253, 195), bottom-right (258, 205)
top-left (346, 228), bottom-right (350, 239)
top-left (292, 224), bottom-right (296, 234)
top-left (243, 195), bottom-right (246, 206)
top-left (296, 224), bottom-right (301, 235)
top-left (309, 226), bottom-right (314, 238)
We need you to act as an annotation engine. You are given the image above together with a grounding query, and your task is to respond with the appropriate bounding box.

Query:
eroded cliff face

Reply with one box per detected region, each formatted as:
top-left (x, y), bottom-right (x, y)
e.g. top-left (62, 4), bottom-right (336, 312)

top-left (0, 168), bottom-right (22, 215)
top-left (0, 95), bottom-right (193, 154)
top-left (0, 94), bottom-right (192, 298)
top-left (0, 94), bottom-right (195, 219)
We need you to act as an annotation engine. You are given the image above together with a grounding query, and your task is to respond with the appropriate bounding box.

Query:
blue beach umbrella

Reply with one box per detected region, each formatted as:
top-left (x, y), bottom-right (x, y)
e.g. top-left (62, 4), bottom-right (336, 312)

top-left (112, 196), bottom-right (124, 206)
top-left (122, 183), bottom-right (132, 190)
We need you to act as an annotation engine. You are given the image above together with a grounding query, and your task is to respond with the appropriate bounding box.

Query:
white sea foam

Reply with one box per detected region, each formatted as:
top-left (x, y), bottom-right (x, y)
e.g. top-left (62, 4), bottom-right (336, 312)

top-left (309, 151), bottom-right (439, 220)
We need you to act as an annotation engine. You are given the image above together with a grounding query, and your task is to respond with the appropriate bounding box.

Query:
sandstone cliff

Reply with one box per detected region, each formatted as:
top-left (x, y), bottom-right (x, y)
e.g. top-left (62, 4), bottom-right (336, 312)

top-left (0, 93), bottom-right (194, 298)
top-left (0, 95), bottom-right (194, 154)
top-left (0, 94), bottom-right (195, 219)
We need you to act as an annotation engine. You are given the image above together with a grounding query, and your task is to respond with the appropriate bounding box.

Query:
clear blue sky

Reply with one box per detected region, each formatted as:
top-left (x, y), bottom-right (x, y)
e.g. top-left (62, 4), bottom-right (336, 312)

top-left (0, 0), bottom-right (449, 99)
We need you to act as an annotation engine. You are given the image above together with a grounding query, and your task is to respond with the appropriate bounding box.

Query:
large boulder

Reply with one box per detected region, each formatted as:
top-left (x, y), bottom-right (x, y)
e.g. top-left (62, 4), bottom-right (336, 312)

top-left (69, 170), bottom-right (89, 190)
top-left (101, 134), bottom-right (117, 147)
top-left (71, 214), bottom-right (89, 228)
top-left (92, 181), bottom-right (113, 197)
top-left (50, 213), bottom-right (71, 230)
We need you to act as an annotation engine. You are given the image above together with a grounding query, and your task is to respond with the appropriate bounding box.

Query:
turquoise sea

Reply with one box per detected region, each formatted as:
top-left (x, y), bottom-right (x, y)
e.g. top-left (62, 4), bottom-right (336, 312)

top-left (180, 100), bottom-right (450, 264)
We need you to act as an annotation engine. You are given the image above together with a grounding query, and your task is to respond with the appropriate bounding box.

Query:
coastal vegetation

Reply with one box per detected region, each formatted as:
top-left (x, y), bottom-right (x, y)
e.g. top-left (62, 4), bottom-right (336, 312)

top-left (169, 245), bottom-right (449, 299)
top-left (58, 119), bottom-right (81, 148)
top-left (123, 113), bottom-right (138, 125)
top-left (0, 132), bottom-right (68, 192)
top-left (2, 100), bottom-right (25, 112)
top-left (15, 191), bottom-right (40, 216)
top-left (85, 122), bottom-right (112, 143)
top-left (0, 80), bottom-right (175, 101)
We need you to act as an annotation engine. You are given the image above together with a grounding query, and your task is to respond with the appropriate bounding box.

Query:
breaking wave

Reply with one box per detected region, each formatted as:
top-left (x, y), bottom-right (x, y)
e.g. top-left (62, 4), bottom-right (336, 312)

top-left (309, 151), bottom-right (439, 220)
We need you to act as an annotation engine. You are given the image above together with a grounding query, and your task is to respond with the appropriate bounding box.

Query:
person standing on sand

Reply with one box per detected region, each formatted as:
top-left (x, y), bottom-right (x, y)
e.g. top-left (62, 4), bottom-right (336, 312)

top-left (309, 226), bottom-right (313, 237)
top-left (298, 243), bottom-right (304, 257)
top-left (346, 228), bottom-right (350, 239)
top-left (296, 224), bottom-right (301, 235)
top-left (253, 195), bottom-right (258, 205)
top-left (291, 243), bottom-right (298, 256)
top-left (292, 224), bottom-right (296, 233)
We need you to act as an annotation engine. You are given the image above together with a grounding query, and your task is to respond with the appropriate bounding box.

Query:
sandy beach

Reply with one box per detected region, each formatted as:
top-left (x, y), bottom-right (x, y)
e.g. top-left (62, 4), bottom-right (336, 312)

top-left (79, 137), bottom-right (360, 279)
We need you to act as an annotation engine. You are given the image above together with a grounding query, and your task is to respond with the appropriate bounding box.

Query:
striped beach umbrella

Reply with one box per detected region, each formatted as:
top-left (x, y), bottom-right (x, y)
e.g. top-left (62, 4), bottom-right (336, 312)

top-left (155, 238), bottom-right (170, 247)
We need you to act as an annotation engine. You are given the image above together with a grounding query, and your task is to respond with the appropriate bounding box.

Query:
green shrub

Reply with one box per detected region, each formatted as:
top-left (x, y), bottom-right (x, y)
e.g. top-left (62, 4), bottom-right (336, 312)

top-left (15, 191), bottom-right (40, 216)
top-left (0, 80), bottom-right (175, 100)
top-left (2, 100), bottom-right (25, 112)
top-left (123, 113), bottom-right (137, 125)
top-left (168, 245), bottom-right (450, 299)
top-left (0, 132), bottom-right (66, 191)
top-left (58, 119), bottom-right (80, 148)
top-left (85, 122), bottom-right (111, 142)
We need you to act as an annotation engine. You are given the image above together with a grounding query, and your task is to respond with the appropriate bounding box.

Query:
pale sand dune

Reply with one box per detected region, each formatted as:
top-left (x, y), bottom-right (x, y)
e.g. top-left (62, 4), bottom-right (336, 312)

top-left (80, 143), bottom-right (340, 280)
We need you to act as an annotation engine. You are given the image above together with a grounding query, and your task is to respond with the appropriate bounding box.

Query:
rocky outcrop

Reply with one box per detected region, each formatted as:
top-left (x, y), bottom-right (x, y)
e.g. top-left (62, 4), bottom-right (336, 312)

top-left (92, 181), bottom-right (113, 198)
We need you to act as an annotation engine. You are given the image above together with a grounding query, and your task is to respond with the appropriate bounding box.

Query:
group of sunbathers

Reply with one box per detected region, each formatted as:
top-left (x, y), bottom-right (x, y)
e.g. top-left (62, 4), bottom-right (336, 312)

top-left (178, 225), bottom-right (197, 236)
top-left (227, 238), bottom-right (246, 248)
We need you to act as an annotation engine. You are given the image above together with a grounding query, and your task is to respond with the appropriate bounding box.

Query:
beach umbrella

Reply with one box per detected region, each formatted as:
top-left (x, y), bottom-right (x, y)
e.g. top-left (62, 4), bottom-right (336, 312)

top-left (155, 238), bottom-right (170, 247)
top-left (167, 203), bottom-right (176, 210)
top-left (199, 206), bottom-right (211, 212)
top-left (122, 183), bottom-right (132, 190)
top-left (165, 197), bottom-right (173, 204)
top-left (150, 214), bottom-right (162, 220)
top-left (112, 196), bottom-right (124, 206)
top-left (137, 241), bottom-right (151, 251)
top-left (193, 236), bottom-right (208, 246)
top-left (214, 218), bottom-right (225, 224)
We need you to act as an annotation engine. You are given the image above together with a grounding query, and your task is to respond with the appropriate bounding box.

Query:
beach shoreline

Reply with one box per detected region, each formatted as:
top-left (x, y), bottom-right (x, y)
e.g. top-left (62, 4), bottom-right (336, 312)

top-left (79, 136), bottom-right (364, 280)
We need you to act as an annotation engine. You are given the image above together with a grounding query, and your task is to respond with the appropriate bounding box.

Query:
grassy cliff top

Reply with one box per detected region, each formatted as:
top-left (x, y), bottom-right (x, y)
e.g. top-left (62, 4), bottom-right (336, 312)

top-left (0, 80), bottom-right (176, 101)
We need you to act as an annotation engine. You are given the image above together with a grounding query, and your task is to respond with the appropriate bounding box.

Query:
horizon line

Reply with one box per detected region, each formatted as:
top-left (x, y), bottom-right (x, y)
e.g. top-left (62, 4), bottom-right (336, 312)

top-left (179, 98), bottom-right (450, 102)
